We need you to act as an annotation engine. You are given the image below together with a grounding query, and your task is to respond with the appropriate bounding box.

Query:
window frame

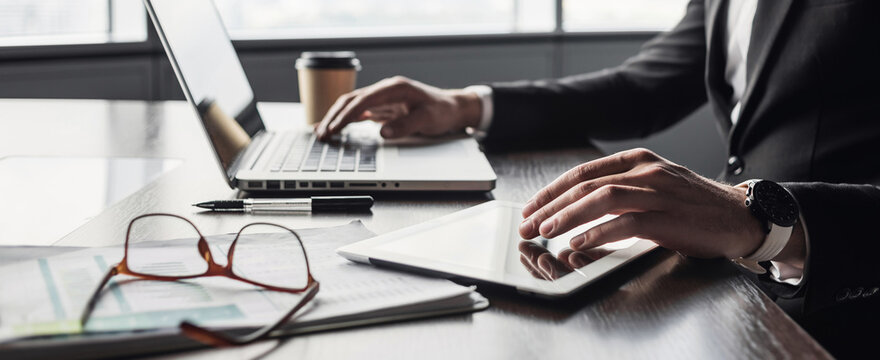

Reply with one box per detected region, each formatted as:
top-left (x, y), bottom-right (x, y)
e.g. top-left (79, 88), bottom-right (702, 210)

top-left (0, 0), bottom-right (669, 62)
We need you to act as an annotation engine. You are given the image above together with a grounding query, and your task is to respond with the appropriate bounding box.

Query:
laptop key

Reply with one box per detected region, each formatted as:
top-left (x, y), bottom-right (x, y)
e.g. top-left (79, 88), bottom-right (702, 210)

top-left (321, 145), bottom-right (341, 171)
top-left (272, 134), bottom-right (378, 173)
top-left (340, 161), bottom-right (356, 172)
top-left (281, 134), bottom-right (311, 171)
top-left (358, 147), bottom-right (377, 172)
top-left (339, 147), bottom-right (357, 172)
top-left (302, 160), bottom-right (319, 172)
top-left (281, 149), bottom-right (305, 171)
top-left (301, 138), bottom-right (326, 172)
top-left (267, 134), bottom-right (294, 172)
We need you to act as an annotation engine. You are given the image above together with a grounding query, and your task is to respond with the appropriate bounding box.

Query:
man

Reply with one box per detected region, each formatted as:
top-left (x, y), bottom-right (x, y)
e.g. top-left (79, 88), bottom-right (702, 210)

top-left (316, 0), bottom-right (879, 357)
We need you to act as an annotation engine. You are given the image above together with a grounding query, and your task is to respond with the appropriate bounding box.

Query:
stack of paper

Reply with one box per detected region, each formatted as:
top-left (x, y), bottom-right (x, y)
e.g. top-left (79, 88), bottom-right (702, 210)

top-left (0, 221), bottom-right (487, 359)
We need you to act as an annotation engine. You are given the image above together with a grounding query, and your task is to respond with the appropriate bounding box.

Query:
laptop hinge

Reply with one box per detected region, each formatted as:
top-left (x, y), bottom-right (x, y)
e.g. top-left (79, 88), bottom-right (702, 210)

top-left (227, 130), bottom-right (271, 181)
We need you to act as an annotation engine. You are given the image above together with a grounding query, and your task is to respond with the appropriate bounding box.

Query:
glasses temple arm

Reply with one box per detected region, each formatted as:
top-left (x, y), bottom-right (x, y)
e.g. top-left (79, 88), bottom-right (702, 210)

top-left (180, 281), bottom-right (320, 347)
top-left (79, 266), bottom-right (119, 326)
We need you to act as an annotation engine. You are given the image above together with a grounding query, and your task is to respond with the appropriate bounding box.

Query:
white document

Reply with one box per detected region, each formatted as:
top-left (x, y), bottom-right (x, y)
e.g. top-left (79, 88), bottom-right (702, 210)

top-left (0, 221), bottom-right (479, 342)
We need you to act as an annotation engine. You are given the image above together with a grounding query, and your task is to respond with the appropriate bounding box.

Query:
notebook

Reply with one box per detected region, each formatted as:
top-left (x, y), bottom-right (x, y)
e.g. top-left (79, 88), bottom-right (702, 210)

top-left (0, 221), bottom-right (487, 359)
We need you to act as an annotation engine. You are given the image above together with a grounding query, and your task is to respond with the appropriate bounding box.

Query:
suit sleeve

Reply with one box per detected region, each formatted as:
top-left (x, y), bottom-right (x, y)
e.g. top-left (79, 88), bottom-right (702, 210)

top-left (481, 0), bottom-right (709, 152)
top-left (767, 182), bottom-right (880, 316)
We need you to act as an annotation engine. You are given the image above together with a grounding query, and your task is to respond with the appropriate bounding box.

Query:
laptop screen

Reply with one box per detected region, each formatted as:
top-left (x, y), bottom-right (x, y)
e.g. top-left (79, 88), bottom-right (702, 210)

top-left (145, 0), bottom-right (265, 180)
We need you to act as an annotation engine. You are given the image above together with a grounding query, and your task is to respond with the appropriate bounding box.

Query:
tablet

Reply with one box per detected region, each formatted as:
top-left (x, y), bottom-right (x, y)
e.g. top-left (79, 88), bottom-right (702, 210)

top-left (337, 201), bottom-right (657, 297)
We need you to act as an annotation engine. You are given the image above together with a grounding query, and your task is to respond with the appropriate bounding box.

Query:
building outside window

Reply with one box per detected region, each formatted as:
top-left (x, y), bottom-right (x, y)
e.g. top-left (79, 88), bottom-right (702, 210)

top-left (564, 0), bottom-right (687, 32)
top-left (0, 0), bottom-right (688, 47)
top-left (0, 0), bottom-right (145, 46)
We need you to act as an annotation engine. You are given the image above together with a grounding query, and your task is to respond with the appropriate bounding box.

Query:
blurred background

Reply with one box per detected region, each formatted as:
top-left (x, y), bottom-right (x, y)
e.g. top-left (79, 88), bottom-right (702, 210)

top-left (0, 0), bottom-right (723, 176)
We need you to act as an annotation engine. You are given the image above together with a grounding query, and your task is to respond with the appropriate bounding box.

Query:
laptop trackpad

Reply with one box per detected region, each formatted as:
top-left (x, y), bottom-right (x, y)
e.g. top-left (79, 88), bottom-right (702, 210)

top-left (0, 156), bottom-right (181, 246)
top-left (396, 140), bottom-right (467, 158)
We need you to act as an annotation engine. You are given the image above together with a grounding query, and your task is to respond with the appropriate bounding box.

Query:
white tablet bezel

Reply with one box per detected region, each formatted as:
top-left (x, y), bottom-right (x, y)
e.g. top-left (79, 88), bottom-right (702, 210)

top-left (337, 201), bottom-right (657, 297)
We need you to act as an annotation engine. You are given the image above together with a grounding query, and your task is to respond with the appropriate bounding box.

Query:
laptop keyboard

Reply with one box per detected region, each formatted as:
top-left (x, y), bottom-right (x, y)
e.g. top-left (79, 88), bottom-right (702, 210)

top-left (266, 133), bottom-right (377, 173)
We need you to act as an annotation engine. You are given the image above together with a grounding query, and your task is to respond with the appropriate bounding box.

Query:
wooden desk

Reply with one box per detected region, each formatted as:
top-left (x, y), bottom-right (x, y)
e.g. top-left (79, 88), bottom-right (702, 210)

top-left (0, 99), bottom-right (830, 359)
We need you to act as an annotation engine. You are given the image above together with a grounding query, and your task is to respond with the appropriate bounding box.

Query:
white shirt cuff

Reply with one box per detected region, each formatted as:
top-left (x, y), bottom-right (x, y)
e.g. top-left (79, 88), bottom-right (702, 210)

top-left (463, 85), bottom-right (493, 138)
top-left (767, 213), bottom-right (809, 286)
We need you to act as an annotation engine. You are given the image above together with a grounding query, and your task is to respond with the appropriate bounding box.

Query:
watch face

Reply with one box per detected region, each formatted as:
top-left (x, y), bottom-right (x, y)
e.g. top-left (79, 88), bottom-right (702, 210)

top-left (753, 181), bottom-right (799, 227)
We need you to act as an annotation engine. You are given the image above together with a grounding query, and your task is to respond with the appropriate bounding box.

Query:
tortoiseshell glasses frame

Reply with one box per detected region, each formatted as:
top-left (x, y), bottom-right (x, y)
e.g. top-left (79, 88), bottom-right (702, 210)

top-left (79, 213), bottom-right (319, 347)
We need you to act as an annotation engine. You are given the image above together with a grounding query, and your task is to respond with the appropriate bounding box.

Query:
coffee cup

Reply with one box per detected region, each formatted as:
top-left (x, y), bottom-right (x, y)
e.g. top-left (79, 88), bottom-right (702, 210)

top-left (295, 51), bottom-right (362, 126)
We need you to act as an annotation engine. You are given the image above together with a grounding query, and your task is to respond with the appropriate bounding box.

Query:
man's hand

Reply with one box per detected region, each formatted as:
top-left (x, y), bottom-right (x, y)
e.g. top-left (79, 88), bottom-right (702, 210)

top-left (518, 240), bottom-right (612, 280)
top-left (315, 76), bottom-right (482, 140)
top-left (518, 148), bottom-right (767, 260)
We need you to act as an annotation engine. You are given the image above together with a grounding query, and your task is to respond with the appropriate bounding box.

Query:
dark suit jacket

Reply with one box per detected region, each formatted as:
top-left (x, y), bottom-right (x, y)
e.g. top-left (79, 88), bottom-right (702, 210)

top-left (483, 0), bottom-right (880, 356)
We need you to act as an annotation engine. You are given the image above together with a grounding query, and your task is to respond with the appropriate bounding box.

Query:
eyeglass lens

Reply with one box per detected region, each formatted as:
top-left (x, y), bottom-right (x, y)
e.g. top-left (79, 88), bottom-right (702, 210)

top-left (126, 215), bottom-right (208, 277)
top-left (231, 223), bottom-right (310, 290)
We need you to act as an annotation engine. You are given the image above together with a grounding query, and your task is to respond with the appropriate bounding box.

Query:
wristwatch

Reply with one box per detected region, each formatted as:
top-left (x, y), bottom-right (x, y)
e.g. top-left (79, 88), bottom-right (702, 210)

top-left (734, 180), bottom-right (800, 274)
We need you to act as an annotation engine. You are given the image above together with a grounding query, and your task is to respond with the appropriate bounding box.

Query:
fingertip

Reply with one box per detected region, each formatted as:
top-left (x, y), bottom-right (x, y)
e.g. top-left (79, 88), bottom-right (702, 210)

top-left (317, 118), bottom-right (332, 136)
top-left (519, 233), bottom-right (537, 241)
top-left (539, 219), bottom-right (556, 238)
top-left (518, 218), bottom-right (535, 238)
top-left (380, 126), bottom-right (394, 138)
top-left (518, 228), bottom-right (538, 240)
top-left (329, 115), bottom-right (355, 135)
top-left (557, 248), bottom-right (574, 262)
top-left (569, 251), bottom-right (592, 268)
top-left (537, 256), bottom-right (553, 274)
top-left (570, 233), bottom-right (586, 249)
top-left (522, 203), bottom-right (536, 218)
top-left (359, 110), bottom-right (373, 121)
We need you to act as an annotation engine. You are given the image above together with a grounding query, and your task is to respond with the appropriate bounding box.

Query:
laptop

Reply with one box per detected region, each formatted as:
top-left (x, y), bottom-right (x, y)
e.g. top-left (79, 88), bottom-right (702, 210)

top-left (144, 0), bottom-right (497, 192)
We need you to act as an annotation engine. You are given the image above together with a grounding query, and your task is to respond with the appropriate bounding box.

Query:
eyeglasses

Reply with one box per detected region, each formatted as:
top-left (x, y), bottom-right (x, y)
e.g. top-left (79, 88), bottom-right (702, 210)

top-left (80, 213), bottom-right (319, 347)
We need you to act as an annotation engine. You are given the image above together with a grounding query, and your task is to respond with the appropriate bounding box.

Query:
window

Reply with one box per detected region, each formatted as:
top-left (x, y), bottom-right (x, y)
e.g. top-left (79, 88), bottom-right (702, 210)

top-left (0, 0), bottom-right (691, 48)
top-left (0, 0), bottom-right (146, 46)
top-left (564, 0), bottom-right (689, 32)
top-left (213, 0), bottom-right (555, 40)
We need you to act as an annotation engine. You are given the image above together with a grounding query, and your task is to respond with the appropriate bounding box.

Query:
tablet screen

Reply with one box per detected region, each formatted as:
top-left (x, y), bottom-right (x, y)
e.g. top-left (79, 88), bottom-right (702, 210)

top-left (371, 203), bottom-right (640, 283)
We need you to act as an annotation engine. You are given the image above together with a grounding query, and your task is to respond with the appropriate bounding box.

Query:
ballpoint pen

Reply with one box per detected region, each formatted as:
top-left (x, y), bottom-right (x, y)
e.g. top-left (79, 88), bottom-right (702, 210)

top-left (193, 196), bottom-right (373, 212)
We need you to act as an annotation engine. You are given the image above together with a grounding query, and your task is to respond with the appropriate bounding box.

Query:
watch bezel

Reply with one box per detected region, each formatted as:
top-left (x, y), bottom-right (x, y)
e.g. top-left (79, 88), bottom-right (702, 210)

top-left (746, 180), bottom-right (799, 228)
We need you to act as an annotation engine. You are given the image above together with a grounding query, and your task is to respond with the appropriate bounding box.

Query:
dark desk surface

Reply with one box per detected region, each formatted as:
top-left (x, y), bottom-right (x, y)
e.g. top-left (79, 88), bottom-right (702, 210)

top-left (0, 99), bottom-right (830, 359)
